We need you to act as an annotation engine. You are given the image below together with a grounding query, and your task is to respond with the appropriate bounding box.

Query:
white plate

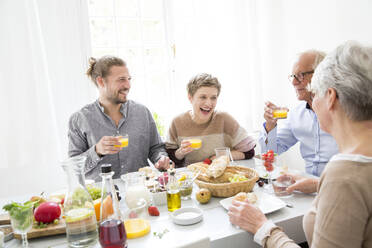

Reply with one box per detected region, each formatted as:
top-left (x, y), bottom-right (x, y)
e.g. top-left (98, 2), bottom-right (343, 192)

top-left (219, 191), bottom-right (286, 214)
top-left (171, 207), bottom-right (203, 226)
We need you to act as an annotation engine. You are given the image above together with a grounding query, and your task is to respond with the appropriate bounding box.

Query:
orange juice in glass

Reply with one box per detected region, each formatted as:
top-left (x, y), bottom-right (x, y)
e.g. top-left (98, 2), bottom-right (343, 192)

top-left (115, 134), bottom-right (129, 148)
top-left (187, 139), bottom-right (202, 150)
top-left (273, 108), bottom-right (288, 119)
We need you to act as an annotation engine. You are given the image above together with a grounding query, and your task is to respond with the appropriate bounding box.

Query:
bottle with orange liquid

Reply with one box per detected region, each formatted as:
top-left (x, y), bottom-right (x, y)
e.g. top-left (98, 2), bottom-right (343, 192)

top-left (99, 164), bottom-right (127, 248)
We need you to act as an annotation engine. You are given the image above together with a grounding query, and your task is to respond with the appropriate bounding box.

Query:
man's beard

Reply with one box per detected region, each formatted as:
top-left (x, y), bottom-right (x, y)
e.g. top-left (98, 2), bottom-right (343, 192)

top-left (107, 94), bottom-right (127, 104)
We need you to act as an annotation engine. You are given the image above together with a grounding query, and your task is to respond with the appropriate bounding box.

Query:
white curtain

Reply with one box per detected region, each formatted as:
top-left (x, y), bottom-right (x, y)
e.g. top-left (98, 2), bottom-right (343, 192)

top-left (1, 0), bottom-right (372, 198)
top-left (0, 0), bottom-right (95, 197)
top-left (161, 0), bottom-right (299, 133)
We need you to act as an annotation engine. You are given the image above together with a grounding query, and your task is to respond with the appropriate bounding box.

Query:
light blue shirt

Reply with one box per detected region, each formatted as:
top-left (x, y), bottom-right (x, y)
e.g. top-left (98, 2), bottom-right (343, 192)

top-left (258, 102), bottom-right (339, 176)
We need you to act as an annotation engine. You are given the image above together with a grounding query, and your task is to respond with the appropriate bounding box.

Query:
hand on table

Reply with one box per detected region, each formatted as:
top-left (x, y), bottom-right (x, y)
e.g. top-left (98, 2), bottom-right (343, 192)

top-left (175, 140), bottom-right (194, 160)
top-left (95, 136), bottom-right (122, 156)
top-left (154, 155), bottom-right (171, 171)
top-left (228, 199), bottom-right (267, 234)
top-left (278, 173), bottom-right (319, 194)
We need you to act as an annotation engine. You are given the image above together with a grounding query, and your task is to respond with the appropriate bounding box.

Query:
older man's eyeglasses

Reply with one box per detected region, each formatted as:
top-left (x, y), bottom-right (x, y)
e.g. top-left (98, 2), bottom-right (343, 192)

top-left (288, 71), bottom-right (314, 83)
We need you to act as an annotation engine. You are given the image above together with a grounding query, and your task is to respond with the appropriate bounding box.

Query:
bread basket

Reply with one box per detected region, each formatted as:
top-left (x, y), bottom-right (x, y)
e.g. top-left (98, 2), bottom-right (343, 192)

top-left (194, 166), bottom-right (259, 198)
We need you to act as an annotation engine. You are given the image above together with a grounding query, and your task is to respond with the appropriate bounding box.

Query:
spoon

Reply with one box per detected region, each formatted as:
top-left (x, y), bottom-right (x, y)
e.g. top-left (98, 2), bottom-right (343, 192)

top-left (191, 170), bottom-right (201, 183)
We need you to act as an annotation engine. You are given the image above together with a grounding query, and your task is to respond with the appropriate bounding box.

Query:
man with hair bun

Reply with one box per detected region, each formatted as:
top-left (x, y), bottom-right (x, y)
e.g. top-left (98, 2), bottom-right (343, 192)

top-left (68, 56), bottom-right (170, 181)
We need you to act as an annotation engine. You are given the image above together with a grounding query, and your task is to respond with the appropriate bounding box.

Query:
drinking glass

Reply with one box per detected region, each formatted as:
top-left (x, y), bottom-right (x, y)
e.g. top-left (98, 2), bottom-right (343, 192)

top-left (9, 204), bottom-right (33, 247)
top-left (272, 108), bottom-right (288, 119)
top-left (115, 134), bottom-right (129, 148)
top-left (272, 175), bottom-right (294, 198)
top-left (186, 138), bottom-right (202, 150)
top-left (214, 147), bottom-right (234, 164)
top-left (177, 170), bottom-right (194, 200)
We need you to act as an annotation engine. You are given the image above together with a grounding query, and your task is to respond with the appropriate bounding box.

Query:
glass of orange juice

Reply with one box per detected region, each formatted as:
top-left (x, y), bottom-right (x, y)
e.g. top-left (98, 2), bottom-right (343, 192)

top-left (272, 108), bottom-right (288, 119)
top-left (115, 134), bottom-right (129, 148)
top-left (187, 138), bottom-right (202, 150)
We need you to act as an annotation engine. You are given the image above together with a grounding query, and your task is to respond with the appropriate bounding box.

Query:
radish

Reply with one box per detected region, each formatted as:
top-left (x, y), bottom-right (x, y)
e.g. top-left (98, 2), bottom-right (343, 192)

top-left (34, 202), bottom-right (61, 223)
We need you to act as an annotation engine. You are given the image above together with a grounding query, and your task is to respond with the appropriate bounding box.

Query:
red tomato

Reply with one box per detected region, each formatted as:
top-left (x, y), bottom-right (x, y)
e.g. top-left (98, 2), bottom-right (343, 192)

top-left (34, 202), bottom-right (61, 223)
top-left (268, 150), bottom-right (274, 154)
top-left (264, 161), bottom-right (272, 167)
top-left (266, 165), bottom-right (274, 172)
top-left (203, 158), bottom-right (212, 165)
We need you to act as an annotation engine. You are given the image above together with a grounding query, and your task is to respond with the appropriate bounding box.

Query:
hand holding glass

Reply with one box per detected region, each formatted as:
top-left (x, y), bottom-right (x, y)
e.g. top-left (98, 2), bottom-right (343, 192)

top-left (272, 108), bottom-right (288, 119)
top-left (115, 134), bottom-right (129, 148)
top-left (186, 139), bottom-right (202, 150)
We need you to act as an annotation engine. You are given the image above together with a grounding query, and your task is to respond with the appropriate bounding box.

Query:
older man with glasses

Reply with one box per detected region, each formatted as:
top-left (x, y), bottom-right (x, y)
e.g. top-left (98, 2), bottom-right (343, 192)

top-left (258, 50), bottom-right (338, 177)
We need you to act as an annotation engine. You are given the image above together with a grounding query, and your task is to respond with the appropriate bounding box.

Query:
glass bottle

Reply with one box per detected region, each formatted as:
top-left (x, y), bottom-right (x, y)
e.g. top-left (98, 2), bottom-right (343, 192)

top-left (166, 168), bottom-right (181, 212)
top-left (61, 155), bottom-right (98, 248)
top-left (99, 164), bottom-right (127, 248)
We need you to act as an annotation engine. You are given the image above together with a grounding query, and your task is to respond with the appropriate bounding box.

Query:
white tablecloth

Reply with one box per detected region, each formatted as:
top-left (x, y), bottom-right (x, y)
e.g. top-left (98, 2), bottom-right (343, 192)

top-left (2, 158), bottom-right (315, 248)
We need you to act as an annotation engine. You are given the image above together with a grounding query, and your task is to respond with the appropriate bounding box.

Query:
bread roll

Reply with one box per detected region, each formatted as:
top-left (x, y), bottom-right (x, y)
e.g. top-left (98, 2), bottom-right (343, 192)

top-left (206, 155), bottom-right (228, 178)
top-left (233, 192), bottom-right (257, 204)
top-left (233, 192), bottom-right (247, 202)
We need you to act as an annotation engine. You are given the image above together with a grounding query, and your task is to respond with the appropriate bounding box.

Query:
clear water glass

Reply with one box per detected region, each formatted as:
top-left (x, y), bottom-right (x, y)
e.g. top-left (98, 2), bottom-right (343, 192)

top-left (9, 205), bottom-right (33, 247)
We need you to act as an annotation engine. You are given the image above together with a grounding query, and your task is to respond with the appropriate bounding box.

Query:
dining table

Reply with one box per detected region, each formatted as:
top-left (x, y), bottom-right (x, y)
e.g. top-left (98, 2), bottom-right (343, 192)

top-left (1, 158), bottom-right (316, 248)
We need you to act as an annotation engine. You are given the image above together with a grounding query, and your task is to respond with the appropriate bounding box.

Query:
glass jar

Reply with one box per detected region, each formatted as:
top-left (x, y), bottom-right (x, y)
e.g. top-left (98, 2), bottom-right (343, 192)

top-left (122, 172), bottom-right (151, 209)
top-left (61, 156), bottom-right (98, 248)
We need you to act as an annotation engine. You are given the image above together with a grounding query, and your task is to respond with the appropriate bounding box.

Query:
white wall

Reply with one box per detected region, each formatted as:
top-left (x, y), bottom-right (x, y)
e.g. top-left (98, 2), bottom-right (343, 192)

top-left (256, 0), bottom-right (372, 171)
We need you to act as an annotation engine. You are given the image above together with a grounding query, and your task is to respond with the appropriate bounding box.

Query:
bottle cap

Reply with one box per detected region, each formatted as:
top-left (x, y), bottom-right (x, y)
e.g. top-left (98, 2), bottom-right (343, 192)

top-left (101, 164), bottom-right (112, 173)
top-left (168, 167), bottom-right (176, 176)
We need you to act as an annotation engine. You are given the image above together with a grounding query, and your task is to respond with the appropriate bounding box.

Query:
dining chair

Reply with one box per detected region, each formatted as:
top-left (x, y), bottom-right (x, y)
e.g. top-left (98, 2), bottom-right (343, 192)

top-left (175, 237), bottom-right (211, 248)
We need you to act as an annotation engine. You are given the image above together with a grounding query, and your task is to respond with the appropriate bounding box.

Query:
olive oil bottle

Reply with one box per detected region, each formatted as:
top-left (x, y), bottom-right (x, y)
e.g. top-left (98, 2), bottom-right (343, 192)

top-left (166, 168), bottom-right (181, 212)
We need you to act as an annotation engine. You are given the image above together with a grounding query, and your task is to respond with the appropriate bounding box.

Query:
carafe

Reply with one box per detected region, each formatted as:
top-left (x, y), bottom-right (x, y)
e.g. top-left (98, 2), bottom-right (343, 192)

top-left (61, 156), bottom-right (98, 248)
top-left (99, 164), bottom-right (127, 248)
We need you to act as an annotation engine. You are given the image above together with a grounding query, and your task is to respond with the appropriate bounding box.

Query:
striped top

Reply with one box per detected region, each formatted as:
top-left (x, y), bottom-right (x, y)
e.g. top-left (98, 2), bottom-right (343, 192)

top-left (166, 111), bottom-right (255, 166)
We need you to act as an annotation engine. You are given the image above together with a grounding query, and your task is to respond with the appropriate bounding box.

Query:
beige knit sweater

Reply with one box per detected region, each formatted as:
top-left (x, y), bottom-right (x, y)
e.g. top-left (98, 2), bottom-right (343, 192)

top-left (165, 111), bottom-right (255, 165)
top-left (264, 158), bottom-right (372, 248)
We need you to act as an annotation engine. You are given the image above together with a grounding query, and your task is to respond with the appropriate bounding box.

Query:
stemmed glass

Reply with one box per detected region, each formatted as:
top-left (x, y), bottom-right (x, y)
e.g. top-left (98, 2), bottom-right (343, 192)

top-left (263, 168), bottom-right (274, 194)
top-left (262, 150), bottom-right (275, 194)
top-left (8, 203), bottom-right (34, 247)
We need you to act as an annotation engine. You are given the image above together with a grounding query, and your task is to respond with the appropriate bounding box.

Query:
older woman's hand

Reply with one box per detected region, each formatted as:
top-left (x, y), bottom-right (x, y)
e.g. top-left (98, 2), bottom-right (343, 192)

top-left (175, 140), bottom-right (194, 160)
top-left (228, 200), bottom-right (267, 234)
top-left (278, 173), bottom-right (319, 194)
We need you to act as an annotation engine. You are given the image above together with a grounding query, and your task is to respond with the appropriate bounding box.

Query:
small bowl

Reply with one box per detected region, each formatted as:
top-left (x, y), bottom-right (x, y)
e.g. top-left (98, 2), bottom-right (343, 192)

top-left (272, 175), bottom-right (294, 197)
top-left (171, 207), bottom-right (203, 226)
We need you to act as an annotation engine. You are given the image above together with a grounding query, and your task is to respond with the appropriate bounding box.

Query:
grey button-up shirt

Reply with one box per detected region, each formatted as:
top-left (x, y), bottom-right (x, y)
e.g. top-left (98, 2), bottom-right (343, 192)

top-left (68, 100), bottom-right (167, 181)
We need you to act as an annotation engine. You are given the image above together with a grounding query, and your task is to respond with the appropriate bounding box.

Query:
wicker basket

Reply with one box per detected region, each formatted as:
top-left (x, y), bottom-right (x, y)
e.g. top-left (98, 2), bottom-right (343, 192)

top-left (194, 166), bottom-right (259, 198)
